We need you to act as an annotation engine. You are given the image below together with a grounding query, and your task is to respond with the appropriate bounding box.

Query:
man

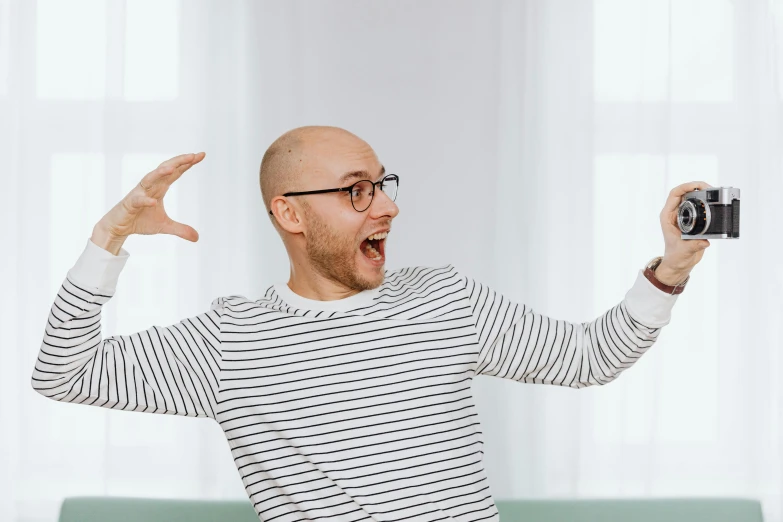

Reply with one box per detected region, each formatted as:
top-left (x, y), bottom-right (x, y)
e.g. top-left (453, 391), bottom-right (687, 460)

top-left (32, 126), bottom-right (710, 521)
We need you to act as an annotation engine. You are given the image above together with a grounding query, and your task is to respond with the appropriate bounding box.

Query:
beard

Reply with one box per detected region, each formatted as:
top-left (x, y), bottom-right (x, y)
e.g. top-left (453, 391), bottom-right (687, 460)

top-left (303, 205), bottom-right (383, 291)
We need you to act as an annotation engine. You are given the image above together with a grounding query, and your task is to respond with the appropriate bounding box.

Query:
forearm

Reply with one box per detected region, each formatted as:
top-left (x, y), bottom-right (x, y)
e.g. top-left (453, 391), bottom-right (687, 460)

top-left (32, 238), bottom-right (223, 417)
top-left (572, 265), bottom-right (680, 386)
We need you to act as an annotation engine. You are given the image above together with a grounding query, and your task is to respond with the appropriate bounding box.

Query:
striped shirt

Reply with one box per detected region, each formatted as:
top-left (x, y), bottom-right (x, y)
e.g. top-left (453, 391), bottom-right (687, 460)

top-left (32, 238), bottom-right (678, 522)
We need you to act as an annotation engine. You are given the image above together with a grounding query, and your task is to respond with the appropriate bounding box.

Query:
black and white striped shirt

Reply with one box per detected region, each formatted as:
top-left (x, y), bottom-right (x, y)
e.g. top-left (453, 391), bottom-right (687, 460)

top-left (32, 239), bottom-right (678, 521)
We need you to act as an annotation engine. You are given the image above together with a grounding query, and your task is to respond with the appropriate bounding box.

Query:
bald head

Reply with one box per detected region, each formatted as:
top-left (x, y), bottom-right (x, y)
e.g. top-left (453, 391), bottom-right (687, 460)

top-left (259, 127), bottom-right (307, 217)
top-left (259, 126), bottom-right (369, 222)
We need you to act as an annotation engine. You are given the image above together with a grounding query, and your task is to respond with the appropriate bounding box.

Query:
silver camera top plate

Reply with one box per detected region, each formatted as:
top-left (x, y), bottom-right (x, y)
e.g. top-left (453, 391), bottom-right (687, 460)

top-left (681, 186), bottom-right (740, 203)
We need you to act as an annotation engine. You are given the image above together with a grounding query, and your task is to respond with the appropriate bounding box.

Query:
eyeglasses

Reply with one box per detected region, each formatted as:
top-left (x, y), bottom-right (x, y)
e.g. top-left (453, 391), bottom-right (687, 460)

top-left (268, 174), bottom-right (399, 215)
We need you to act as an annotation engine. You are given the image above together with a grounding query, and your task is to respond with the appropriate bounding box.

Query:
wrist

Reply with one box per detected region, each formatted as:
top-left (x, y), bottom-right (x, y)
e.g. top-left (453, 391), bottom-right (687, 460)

top-left (654, 261), bottom-right (691, 286)
top-left (91, 222), bottom-right (127, 256)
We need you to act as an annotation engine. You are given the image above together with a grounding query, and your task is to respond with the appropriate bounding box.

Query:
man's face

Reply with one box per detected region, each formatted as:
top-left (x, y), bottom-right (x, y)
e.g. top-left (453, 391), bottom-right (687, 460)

top-left (297, 133), bottom-right (399, 291)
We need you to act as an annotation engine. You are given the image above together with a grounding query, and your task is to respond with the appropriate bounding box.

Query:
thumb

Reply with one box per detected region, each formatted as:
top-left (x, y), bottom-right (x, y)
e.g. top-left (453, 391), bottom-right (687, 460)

top-left (161, 218), bottom-right (199, 242)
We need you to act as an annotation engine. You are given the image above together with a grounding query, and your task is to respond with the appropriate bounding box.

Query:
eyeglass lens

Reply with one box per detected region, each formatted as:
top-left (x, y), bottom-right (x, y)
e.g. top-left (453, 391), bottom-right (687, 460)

top-left (351, 176), bottom-right (398, 211)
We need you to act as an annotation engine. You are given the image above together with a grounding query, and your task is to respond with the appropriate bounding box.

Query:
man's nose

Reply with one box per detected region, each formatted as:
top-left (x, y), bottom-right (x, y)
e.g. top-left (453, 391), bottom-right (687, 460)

top-left (370, 188), bottom-right (399, 218)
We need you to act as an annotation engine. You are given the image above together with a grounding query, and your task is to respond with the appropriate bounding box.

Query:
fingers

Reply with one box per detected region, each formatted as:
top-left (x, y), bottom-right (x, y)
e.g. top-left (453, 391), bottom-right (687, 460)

top-left (661, 181), bottom-right (714, 217)
top-left (688, 238), bottom-right (710, 252)
top-left (159, 152), bottom-right (205, 172)
top-left (167, 151), bottom-right (206, 185)
top-left (139, 152), bottom-right (206, 192)
top-left (160, 218), bottom-right (199, 242)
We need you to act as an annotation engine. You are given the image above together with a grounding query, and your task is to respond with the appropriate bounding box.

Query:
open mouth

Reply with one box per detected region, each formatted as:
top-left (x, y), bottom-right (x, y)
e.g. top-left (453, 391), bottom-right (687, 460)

top-left (360, 233), bottom-right (387, 262)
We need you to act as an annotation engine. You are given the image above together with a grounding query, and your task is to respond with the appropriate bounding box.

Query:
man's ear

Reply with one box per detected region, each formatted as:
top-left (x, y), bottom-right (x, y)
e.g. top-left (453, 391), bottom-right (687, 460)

top-left (270, 197), bottom-right (305, 234)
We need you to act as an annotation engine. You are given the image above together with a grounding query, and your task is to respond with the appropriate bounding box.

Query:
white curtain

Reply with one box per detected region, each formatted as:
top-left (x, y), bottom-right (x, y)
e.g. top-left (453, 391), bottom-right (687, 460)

top-left (1, 0), bottom-right (782, 521)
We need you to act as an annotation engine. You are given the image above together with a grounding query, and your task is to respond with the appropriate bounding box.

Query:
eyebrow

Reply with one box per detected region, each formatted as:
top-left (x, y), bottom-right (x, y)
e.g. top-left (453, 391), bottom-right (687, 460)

top-left (339, 165), bottom-right (386, 185)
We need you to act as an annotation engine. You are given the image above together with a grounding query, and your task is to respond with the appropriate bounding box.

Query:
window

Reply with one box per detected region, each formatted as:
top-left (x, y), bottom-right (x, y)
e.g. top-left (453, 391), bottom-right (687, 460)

top-left (592, 0), bottom-right (733, 447)
top-left (36, 0), bottom-right (180, 100)
top-left (44, 153), bottom-right (108, 499)
top-left (49, 153), bottom-right (106, 290)
top-left (125, 0), bottom-right (179, 101)
top-left (594, 0), bottom-right (734, 102)
top-left (0, 0), bottom-right (9, 96)
top-left (592, 154), bottom-right (719, 444)
top-left (36, 0), bottom-right (107, 99)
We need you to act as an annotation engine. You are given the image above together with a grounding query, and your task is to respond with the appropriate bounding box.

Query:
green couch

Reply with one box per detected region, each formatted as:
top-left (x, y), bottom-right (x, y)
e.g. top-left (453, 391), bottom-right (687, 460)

top-left (58, 496), bottom-right (764, 522)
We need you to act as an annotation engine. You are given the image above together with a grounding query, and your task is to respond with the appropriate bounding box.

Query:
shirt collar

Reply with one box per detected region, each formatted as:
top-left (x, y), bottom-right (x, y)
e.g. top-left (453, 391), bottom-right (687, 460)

top-left (272, 282), bottom-right (382, 312)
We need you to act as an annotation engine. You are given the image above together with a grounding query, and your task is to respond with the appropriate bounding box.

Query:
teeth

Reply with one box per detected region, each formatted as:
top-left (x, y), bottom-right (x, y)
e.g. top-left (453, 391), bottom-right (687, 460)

top-left (364, 242), bottom-right (382, 260)
top-left (363, 232), bottom-right (386, 261)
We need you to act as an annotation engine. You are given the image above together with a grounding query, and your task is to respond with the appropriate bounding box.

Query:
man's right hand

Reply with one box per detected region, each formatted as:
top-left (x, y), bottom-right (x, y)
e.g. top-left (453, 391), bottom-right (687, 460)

top-left (91, 152), bottom-right (206, 255)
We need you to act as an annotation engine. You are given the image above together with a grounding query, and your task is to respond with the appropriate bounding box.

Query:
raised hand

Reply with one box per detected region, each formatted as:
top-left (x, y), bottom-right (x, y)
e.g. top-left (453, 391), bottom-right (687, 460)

top-left (656, 180), bottom-right (713, 285)
top-left (91, 152), bottom-right (205, 255)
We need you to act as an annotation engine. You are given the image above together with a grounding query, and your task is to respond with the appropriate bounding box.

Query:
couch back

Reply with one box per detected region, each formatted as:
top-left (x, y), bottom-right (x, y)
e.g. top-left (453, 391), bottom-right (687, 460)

top-left (58, 496), bottom-right (764, 522)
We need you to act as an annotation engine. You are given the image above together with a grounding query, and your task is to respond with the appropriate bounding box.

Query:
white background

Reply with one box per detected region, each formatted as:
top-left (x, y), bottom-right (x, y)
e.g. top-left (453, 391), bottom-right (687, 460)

top-left (1, 0), bottom-right (782, 520)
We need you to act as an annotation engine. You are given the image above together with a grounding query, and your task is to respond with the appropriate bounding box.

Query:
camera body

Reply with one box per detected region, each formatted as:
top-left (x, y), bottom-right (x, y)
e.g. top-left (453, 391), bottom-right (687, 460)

top-left (677, 186), bottom-right (740, 239)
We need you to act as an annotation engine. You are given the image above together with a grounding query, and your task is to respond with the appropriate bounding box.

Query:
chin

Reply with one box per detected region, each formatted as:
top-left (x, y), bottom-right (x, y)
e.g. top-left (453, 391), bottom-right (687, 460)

top-left (355, 251), bottom-right (385, 288)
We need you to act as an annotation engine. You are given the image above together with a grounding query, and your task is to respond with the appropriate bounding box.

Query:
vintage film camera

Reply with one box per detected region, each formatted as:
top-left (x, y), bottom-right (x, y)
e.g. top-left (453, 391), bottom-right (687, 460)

top-left (677, 186), bottom-right (740, 239)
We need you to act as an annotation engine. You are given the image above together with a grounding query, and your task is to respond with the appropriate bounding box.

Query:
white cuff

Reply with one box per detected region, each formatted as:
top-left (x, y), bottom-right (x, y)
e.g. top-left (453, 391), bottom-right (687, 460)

top-left (624, 268), bottom-right (679, 328)
top-left (67, 238), bottom-right (130, 291)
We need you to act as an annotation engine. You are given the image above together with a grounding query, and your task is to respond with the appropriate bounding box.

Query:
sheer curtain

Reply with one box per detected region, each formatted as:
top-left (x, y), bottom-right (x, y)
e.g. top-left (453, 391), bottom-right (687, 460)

top-left (1, 1), bottom-right (781, 521)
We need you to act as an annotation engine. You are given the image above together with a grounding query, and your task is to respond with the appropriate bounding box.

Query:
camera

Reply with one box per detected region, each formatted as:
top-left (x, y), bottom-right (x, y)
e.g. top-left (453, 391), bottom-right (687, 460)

top-left (677, 186), bottom-right (740, 239)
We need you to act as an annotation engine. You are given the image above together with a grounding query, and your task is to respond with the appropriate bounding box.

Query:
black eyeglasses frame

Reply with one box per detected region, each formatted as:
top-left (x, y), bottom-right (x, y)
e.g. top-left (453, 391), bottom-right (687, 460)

top-left (268, 173), bottom-right (399, 216)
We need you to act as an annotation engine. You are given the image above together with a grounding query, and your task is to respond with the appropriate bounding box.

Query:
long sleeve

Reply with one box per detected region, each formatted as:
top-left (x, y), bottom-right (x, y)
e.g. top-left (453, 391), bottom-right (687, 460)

top-left (462, 268), bottom-right (679, 388)
top-left (31, 238), bottom-right (226, 419)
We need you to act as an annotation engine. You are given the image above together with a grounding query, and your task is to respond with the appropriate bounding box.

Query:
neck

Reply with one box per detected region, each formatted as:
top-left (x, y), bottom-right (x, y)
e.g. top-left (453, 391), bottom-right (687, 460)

top-left (287, 264), bottom-right (362, 302)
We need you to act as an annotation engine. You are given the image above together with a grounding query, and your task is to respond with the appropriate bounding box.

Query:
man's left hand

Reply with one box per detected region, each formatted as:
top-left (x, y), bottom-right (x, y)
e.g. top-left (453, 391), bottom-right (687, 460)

top-left (656, 181), bottom-right (713, 286)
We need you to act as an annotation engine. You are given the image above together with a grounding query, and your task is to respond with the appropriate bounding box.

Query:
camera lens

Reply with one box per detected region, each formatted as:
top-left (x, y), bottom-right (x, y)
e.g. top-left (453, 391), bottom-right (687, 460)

top-left (681, 207), bottom-right (693, 227)
top-left (677, 198), bottom-right (709, 235)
